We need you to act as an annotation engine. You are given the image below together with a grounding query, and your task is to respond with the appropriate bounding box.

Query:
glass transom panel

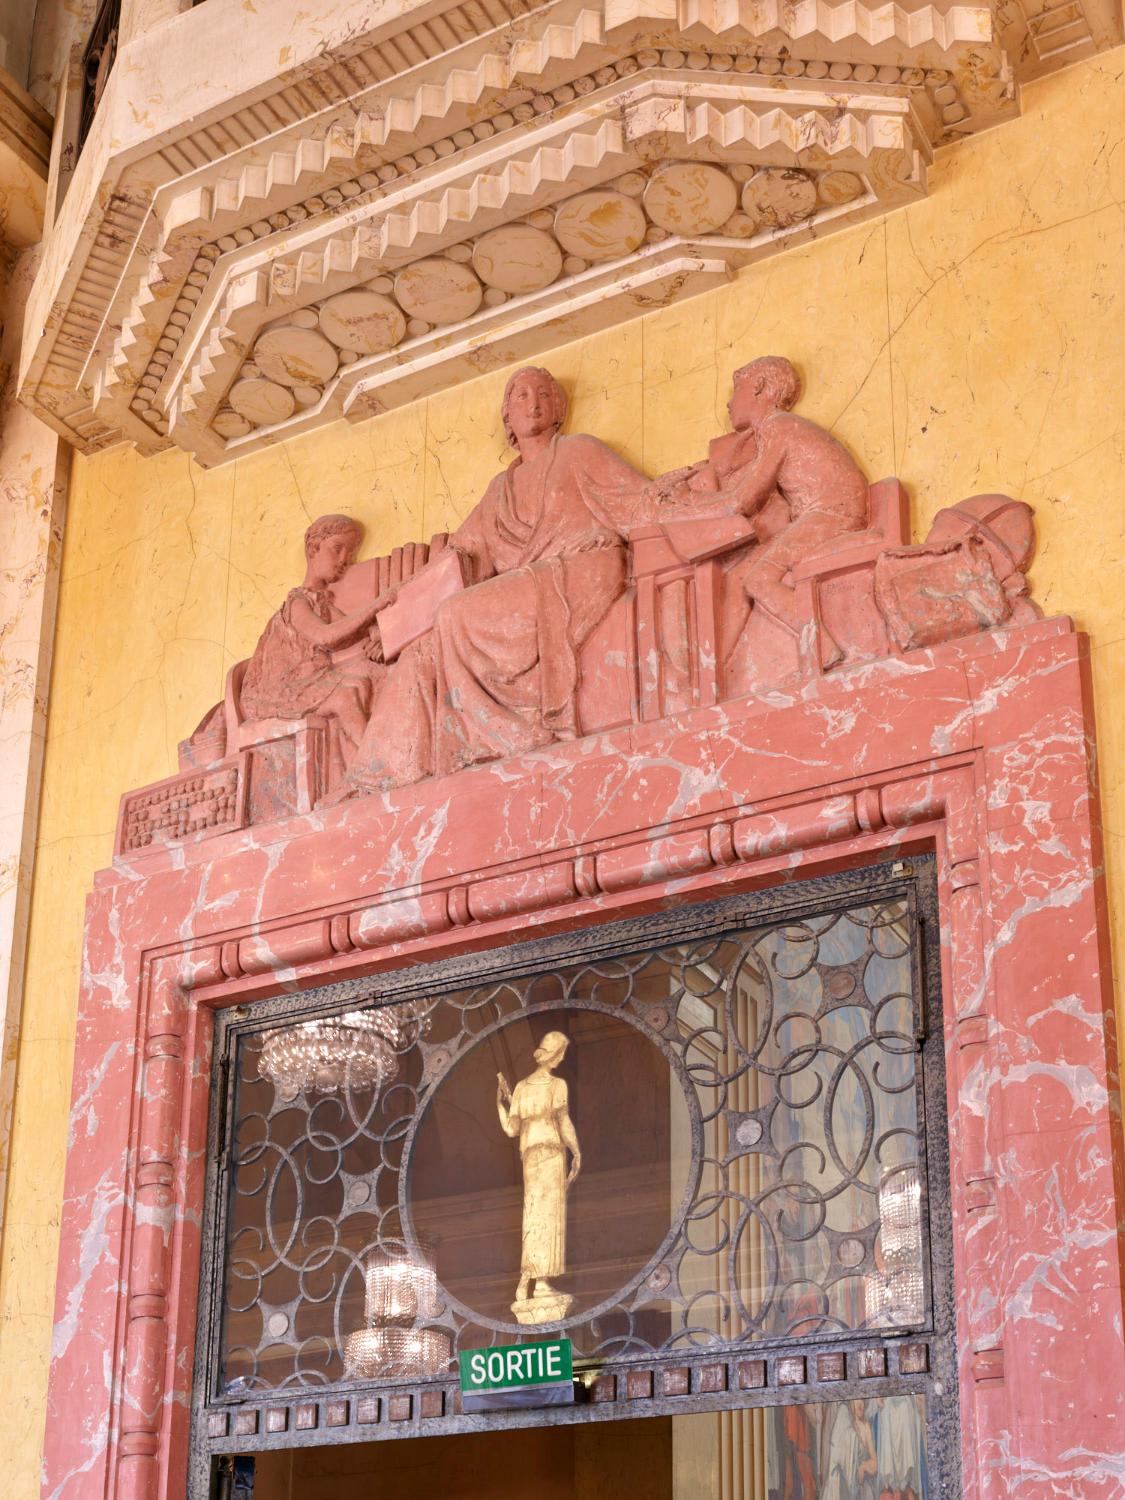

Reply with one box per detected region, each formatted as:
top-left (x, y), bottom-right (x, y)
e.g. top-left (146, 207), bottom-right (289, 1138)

top-left (215, 893), bottom-right (929, 1396)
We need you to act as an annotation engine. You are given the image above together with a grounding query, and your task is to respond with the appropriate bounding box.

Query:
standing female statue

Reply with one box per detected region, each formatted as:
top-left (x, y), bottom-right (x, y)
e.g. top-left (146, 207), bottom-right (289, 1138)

top-left (496, 1031), bottom-right (581, 1324)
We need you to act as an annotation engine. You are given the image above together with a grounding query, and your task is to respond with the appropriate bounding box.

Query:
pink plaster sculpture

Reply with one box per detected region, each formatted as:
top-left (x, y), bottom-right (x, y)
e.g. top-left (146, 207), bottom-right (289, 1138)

top-left (874, 495), bottom-right (1040, 651)
top-left (52, 352), bottom-right (1124, 1500)
top-left (375, 547), bottom-right (467, 662)
top-left (648, 356), bottom-right (869, 664)
top-left (347, 367), bottom-right (664, 790)
top-left (238, 514), bottom-right (387, 773)
top-left (165, 359), bottom-right (1046, 831)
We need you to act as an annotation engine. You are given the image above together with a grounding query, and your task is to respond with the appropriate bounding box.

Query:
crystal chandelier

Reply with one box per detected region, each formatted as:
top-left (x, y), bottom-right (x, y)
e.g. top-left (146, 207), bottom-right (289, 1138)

top-left (866, 1164), bottom-right (925, 1327)
top-left (345, 1249), bottom-right (451, 1379)
top-left (258, 1001), bottom-right (427, 1095)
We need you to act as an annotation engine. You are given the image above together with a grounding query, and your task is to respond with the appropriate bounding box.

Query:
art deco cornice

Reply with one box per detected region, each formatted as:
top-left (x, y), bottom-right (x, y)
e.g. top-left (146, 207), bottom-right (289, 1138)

top-left (15, 0), bottom-right (1122, 465)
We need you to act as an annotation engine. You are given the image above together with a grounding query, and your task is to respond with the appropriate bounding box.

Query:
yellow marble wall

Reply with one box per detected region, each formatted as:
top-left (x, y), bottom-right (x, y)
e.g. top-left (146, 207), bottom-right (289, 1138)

top-left (1, 46), bottom-right (1122, 1499)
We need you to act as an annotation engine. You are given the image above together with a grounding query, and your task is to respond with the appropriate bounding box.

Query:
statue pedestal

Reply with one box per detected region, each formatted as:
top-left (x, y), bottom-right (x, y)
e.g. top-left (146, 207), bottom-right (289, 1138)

top-left (511, 1291), bottom-right (573, 1326)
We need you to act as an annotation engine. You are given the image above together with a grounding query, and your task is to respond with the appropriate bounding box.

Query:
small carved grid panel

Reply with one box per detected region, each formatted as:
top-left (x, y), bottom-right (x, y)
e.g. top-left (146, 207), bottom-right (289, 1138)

top-left (191, 860), bottom-right (957, 1494)
top-left (118, 763), bottom-right (242, 851)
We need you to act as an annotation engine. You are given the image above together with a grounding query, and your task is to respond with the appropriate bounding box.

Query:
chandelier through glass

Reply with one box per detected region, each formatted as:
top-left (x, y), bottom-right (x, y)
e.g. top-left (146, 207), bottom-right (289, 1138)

top-left (867, 1164), bottom-right (925, 1327)
top-left (345, 1248), bottom-right (452, 1379)
top-left (257, 1000), bottom-right (428, 1095)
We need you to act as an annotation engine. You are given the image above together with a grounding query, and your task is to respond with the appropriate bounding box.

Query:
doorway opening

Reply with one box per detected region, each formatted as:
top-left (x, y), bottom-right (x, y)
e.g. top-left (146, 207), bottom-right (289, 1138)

top-left (216, 1399), bottom-right (930, 1498)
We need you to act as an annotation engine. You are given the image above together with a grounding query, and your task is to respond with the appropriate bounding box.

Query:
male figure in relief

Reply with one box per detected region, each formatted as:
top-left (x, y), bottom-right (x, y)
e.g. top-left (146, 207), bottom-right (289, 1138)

top-left (648, 355), bottom-right (869, 665)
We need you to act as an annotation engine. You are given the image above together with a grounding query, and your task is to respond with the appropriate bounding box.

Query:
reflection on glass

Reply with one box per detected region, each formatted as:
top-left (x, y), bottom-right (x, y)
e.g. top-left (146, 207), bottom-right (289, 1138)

top-left (249, 1399), bottom-right (931, 1499)
top-left (257, 1002), bottom-right (428, 1095)
top-left (344, 1248), bottom-right (450, 1379)
top-left (763, 1394), bottom-right (929, 1499)
top-left (217, 896), bottom-right (929, 1394)
top-left (868, 1165), bottom-right (925, 1327)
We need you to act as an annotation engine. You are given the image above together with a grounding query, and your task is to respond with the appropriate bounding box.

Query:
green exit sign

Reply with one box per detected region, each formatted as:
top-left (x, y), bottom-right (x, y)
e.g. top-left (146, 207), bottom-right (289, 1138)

top-left (459, 1339), bottom-right (574, 1412)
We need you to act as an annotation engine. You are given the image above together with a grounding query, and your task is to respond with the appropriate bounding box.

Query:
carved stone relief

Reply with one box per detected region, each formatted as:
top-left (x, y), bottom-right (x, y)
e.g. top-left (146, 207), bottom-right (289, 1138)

top-left (137, 355), bottom-right (1039, 855)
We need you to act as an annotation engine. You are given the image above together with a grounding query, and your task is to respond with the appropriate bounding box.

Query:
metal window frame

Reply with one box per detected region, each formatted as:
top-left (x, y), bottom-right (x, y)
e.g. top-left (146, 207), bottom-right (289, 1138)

top-left (189, 854), bottom-right (957, 1497)
top-left (78, 0), bottom-right (121, 149)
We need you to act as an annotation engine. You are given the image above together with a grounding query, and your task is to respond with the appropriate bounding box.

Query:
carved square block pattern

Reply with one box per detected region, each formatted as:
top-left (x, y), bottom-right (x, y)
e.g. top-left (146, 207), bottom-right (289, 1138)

top-left (295, 1404), bottom-right (318, 1430)
top-left (899, 1344), bottom-right (930, 1375)
top-left (589, 1375), bottom-right (616, 1404)
top-left (857, 1348), bottom-right (887, 1378)
top-left (972, 1348), bottom-right (1004, 1382)
top-left (388, 1395), bottom-right (413, 1422)
top-left (355, 1398), bottom-right (380, 1425)
top-left (661, 1367), bottom-right (690, 1397)
top-left (777, 1356), bottom-right (806, 1386)
top-left (817, 1352), bottom-right (847, 1382)
top-left (265, 1408), bottom-right (288, 1433)
top-left (233, 1410), bottom-right (258, 1436)
top-left (626, 1369), bottom-right (654, 1400)
top-left (696, 1364), bottom-right (727, 1394)
top-left (737, 1360), bottom-right (767, 1390)
top-left (206, 1412), bottom-right (228, 1438)
top-left (325, 1400), bottom-right (349, 1427)
top-left (420, 1390), bottom-right (444, 1418)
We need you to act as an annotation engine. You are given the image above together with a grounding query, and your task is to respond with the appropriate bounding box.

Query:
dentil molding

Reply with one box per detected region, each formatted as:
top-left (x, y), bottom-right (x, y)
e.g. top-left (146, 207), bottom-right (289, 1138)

top-left (16, 0), bottom-right (1123, 466)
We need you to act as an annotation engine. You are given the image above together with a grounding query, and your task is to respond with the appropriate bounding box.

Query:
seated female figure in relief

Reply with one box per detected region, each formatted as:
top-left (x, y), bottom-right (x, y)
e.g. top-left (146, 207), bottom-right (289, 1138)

top-left (239, 513), bottom-right (387, 775)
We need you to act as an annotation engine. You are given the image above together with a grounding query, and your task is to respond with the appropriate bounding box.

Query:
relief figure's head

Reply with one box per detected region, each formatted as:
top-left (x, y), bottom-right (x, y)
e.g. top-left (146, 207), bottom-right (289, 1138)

top-left (502, 366), bottom-right (568, 448)
top-left (728, 355), bottom-right (801, 433)
top-left (532, 1030), bottom-right (570, 1071)
top-left (303, 513), bottom-right (363, 586)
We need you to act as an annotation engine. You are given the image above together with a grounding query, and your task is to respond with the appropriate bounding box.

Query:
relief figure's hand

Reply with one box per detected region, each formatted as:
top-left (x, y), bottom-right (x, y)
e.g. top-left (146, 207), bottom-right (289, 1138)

top-left (363, 625), bottom-right (385, 663)
top-left (647, 465), bottom-right (695, 502)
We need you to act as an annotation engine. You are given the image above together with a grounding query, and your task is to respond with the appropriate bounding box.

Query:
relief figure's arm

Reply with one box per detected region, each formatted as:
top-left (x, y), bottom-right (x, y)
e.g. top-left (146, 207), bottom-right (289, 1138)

top-left (450, 492), bottom-right (498, 584)
top-left (658, 428), bottom-right (783, 524)
top-left (289, 593), bottom-right (385, 649)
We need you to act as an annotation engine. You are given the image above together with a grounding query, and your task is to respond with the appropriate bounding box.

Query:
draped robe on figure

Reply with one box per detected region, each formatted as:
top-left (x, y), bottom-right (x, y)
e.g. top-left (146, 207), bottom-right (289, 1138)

top-left (508, 1072), bottom-right (570, 1280)
top-left (350, 433), bottom-right (653, 788)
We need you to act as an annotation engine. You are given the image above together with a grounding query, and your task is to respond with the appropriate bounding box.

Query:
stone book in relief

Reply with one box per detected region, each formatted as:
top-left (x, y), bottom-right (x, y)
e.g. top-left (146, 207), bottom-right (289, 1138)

top-left (375, 549), bottom-right (467, 662)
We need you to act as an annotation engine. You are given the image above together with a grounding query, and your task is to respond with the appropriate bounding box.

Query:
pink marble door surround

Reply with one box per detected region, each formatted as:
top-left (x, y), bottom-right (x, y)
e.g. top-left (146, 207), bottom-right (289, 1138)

top-left (47, 611), bottom-right (1125, 1500)
top-left (49, 357), bottom-right (1123, 1498)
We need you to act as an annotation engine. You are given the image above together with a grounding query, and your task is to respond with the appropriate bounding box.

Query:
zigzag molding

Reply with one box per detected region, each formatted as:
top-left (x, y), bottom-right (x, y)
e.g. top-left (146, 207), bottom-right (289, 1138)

top-left (164, 89), bottom-right (918, 439)
top-left (160, 0), bottom-right (986, 241)
top-left (108, 60), bottom-right (957, 438)
top-left (24, 0), bottom-right (1082, 462)
top-left (673, 0), bottom-right (991, 47)
top-left (162, 9), bottom-right (611, 241)
top-left (264, 91), bottom-right (914, 292)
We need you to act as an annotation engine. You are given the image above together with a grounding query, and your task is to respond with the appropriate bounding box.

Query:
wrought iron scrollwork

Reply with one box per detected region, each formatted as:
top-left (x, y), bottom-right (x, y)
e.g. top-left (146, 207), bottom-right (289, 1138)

top-left (215, 890), bottom-right (929, 1395)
